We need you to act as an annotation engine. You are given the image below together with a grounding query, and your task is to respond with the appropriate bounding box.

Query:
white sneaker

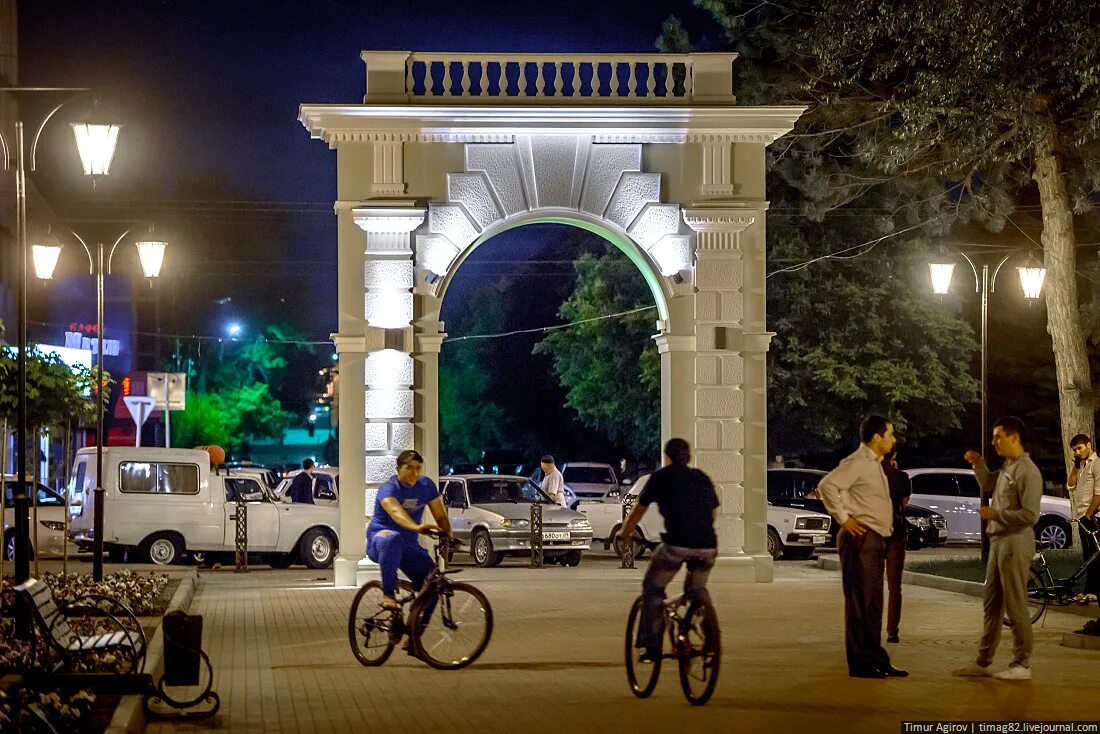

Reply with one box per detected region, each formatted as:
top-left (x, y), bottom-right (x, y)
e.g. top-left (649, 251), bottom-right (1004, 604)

top-left (994, 665), bottom-right (1032, 681)
top-left (951, 662), bottom-right (993, 677)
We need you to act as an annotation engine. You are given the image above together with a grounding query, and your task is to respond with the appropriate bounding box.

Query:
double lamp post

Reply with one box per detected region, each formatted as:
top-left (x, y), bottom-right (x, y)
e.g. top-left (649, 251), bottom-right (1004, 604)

top-left (928, 250), bottom-right (1046, 564)
top-left (3, 88), bottom-right (167, 583)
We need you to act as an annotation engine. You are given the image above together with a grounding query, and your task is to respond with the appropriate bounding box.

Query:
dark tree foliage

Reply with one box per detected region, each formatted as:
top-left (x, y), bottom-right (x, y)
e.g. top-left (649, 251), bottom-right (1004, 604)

top-left (534, 245), bottom-right (661, 458)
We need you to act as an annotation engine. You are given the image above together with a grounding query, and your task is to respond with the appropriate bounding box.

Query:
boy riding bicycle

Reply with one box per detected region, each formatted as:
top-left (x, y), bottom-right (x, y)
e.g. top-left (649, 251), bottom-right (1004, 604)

top-left (617, 438), bottom-right (719, 663)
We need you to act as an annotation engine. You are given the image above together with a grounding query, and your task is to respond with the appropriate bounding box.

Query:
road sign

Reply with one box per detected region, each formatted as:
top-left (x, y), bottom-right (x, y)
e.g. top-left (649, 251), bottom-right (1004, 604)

top-left (123, 396), bottom-right (158, 447)
top-left (147, 372), bottom-right (187, 448)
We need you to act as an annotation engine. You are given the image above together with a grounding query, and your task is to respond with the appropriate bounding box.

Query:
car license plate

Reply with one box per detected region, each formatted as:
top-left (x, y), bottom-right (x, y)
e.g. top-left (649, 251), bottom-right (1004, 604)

top-left (812, 535), bottom-right (827, 544)
top-left (543, 531), bottom-right (570, 541)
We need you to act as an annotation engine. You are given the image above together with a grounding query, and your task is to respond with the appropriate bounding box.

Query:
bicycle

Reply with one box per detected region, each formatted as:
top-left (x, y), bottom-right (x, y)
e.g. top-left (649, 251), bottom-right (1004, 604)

top-left (624, 593), bottom-right (721, 706)
top-left (1019, 523), bottom-right (1100, 625)
top-left (348, 533), bottom-right (494, 670)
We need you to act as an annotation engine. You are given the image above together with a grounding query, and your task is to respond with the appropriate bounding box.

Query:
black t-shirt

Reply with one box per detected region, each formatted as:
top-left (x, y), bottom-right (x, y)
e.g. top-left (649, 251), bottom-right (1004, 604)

top-left (637, 464), bottom-right (719, 549)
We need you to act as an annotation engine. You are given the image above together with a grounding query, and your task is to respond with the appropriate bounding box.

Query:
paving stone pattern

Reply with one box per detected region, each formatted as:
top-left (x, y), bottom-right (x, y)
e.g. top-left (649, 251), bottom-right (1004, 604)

top-left (146, 558), bottom-right (1099, 734)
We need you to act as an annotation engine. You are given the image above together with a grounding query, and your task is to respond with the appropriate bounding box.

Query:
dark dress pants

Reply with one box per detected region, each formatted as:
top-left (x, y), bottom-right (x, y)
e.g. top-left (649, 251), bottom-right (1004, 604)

top-left (838, 528), bottom-right (891, 674)
top-left (1080, 523), bottom-right (1100, 596)
top-left (884, 528), bottom-right (907, 637)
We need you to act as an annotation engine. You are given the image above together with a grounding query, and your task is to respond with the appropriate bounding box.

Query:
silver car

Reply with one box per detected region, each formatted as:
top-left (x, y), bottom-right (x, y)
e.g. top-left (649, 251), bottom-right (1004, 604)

top-left (440, 475), bottom-right (593, 567)
top-left (560, 462), bottom-right (622, 504)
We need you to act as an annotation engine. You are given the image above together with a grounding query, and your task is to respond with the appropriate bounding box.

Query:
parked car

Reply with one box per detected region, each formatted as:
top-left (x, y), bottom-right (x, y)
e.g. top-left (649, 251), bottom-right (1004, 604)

top-left (578, 473), bottom-right (833, 560)
top-left (768, 468), bottom-right (948, 550)
top-left (273, 468), bottom-right (340, 507)
top-left (445, 463), bottom-right (482, 475)
top-left (560, 462), bottom-right (622, 504)
top-left (3, 477), bottom-right (78, 560)
top-left (223, 462), bottom-right (280, 489)
top-left (440, 474), bottom-right (593, 567)
top-left (67, 447), bottom-right (340, 568)
top-left (905, 467), bottom-right (1074, 549)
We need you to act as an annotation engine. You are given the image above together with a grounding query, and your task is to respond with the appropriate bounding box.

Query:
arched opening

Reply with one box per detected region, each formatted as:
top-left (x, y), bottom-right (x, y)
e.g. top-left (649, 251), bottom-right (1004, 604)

top-left (435, 221), bottom-right (663, 491)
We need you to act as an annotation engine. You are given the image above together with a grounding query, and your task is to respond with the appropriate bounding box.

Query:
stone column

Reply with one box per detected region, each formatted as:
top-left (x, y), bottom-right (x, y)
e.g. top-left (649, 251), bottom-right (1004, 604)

top-left (334, 202), bottom-right (425, 588)
top-left (413, 324), bottom-right (446, 481)
top-left (653, 332), bottom-right (696, 453)
top-left (683, 204), bottom-right (768, 582)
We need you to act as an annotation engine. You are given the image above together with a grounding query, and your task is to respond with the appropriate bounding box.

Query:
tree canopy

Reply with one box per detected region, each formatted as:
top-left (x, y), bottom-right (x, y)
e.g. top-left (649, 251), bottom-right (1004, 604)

top-left (170, 324), bottom-right (301, 456)
top-left (534, 245), bottom-right (661, 458)
top-left (663, 0), bottom-right (1100, 461)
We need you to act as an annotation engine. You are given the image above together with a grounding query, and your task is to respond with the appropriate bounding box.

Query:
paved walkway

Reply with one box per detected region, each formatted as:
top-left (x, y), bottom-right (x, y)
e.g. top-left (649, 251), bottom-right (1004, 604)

top-left (148, 556), bottom-right (1098, 734)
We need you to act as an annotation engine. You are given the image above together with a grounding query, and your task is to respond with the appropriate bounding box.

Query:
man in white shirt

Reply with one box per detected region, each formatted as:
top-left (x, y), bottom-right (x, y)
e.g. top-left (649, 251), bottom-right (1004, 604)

top-left (817, 415), bottom-right (906, 679)
top-left (540, 455), bottom-right (567, 507)
top-left (1068, 434), bottom-right (1100, 603)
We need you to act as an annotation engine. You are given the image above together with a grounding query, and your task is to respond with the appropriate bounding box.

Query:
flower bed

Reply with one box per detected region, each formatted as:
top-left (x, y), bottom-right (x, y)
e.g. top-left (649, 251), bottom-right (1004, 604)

top-left (0, 570), bottom-right (174, 732)
top-left (1, 569), bottom-right (171, 617)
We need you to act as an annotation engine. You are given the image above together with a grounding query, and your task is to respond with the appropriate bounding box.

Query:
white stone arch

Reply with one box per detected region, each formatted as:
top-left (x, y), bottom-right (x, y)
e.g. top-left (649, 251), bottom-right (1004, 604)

top-left (300, 50), bottom-right (806, 587)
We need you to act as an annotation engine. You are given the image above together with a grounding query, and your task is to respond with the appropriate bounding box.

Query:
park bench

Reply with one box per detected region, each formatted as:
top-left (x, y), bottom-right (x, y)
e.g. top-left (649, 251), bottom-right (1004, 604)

top-left (13, 578), bottom-right (147, 675)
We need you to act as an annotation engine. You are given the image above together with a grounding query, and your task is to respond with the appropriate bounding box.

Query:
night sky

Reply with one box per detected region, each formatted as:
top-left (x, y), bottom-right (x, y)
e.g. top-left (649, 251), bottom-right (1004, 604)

top-left (17, 0), bottom-right (713, 433)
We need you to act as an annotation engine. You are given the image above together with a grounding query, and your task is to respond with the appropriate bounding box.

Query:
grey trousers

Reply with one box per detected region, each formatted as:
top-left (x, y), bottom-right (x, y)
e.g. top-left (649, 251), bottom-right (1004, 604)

top-left (978, 532), bottom-right (1034, 668)
top-left (638, 543), bottom-right (717, 652)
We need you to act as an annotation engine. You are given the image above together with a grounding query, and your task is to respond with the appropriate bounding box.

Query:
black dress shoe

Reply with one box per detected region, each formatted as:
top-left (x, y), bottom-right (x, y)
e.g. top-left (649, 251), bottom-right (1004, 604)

top-left (849, 668), bottom-right (888, 679)
top-left (881, 665), bottom-right (909, 677)
top-left (887, 634), bottom-right (900, 643)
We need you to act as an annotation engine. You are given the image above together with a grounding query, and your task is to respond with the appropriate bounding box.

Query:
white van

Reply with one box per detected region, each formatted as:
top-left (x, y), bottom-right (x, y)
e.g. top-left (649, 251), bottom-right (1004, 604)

top-left (67, 447), bottom-right (340, 568)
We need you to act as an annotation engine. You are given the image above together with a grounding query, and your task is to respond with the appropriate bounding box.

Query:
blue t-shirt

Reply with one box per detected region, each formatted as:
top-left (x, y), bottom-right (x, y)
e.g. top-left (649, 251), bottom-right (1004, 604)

top-left (368, 475), bottom-right (440, 538)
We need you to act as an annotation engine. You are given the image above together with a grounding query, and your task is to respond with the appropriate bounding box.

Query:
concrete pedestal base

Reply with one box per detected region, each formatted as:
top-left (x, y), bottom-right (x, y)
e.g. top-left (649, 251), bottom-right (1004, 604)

top-left (1062, 631), bottom-right (1100, 650)
top-left (710, 553), bottom-right (763, 583)
top-left (334, 554), bottom-right (365, 587)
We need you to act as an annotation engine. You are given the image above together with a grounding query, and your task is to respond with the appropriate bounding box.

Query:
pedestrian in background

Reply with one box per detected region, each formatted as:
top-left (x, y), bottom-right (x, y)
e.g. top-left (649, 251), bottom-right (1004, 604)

top-left (540, 455), bottom-right (566, 507)
top-left (1068, 434), bottom-right (1100, 605)
top-left (954, 416), bottom-right (1042, 681)
top-left (881, 449), bottom-right (911, 644)
top-left (286, 459), bottom-right (316, 504)
top-left (817, 415), bottom-right (907, 679)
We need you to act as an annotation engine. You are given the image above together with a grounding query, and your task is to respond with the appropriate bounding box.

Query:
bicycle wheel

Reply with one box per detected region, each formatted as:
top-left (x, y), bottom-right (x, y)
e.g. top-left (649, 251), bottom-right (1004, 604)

top-left (409, 581), bottom-right (493, 670)
top-left (1001, 569), bottom-right (1049, 627)
top-left (1025, 568), bottom-right (1049, 624)
top-left (348, 580), bottom-right (413, 666)
top-left (677, 602), bottom-right (720, 706)
top-left (624, 596), bottom-right (661, 698)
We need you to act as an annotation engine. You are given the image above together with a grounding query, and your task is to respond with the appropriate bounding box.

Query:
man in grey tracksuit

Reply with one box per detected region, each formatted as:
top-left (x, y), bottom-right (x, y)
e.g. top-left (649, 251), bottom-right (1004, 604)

top-left (953, 416), bottom-right (1042, 681)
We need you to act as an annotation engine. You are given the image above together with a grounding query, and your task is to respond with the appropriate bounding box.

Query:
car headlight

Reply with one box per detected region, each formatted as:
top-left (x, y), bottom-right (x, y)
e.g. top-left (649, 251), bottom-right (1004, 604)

top-left (40, 520), bottom-right (66, 531)
top-left (500, 518), bottom-right (530, 529)
top-left (907, 516), bottom-right (930, 528)
top-left (607, 490), bottom-right (621, 498)
top-left (569, 518), bottom-right (591, 529)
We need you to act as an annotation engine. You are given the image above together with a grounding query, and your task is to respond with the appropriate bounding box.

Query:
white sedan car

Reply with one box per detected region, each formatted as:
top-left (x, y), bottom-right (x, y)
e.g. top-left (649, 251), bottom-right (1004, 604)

top-left (3, 477), bottom-right (77, 560)
top-left (578, 473), bottom-right (832, 560)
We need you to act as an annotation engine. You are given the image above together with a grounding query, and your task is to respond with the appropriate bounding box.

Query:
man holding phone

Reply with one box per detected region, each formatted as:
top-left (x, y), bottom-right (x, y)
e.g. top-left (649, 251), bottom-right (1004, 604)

top-left (1068, 434), bottom-right (1100, 604)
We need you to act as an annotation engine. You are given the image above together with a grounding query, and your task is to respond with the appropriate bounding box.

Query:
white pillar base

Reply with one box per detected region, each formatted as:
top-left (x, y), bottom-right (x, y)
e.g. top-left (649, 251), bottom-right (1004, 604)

top-left (749, 553), bottom-right (774, 583)
top-left (334, 554), bottom-right (365, 587)
top-left (709, 553), bottom-right (762, 583)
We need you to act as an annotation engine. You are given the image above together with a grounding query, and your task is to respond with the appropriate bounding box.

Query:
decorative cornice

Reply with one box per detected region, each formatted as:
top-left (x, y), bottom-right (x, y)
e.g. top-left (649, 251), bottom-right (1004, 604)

top-left (415, 334), bottom-right (448, 354)
top-left (353, 206), bottom-right (428, 233)
top-left (653, 333), bottom-right (696, 353)
top-left (682, 206), bottom-right (760, 236)
top-left (299, 104), bottom-right (809, 149)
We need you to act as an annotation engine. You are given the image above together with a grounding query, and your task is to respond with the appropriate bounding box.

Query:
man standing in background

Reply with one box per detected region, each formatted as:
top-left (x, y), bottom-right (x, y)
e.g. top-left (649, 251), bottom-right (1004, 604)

top-left (540, 455), bottom-right (566, 507)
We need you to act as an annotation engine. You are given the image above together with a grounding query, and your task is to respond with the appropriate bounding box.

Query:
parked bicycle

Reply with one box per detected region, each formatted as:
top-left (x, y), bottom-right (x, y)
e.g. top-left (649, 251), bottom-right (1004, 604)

top-left (624, 593), bottom-right (720, 706)
top-left (348, 533), bottom-right (493, 669)
top-left (1020, 523), bottom-right (1100, 625)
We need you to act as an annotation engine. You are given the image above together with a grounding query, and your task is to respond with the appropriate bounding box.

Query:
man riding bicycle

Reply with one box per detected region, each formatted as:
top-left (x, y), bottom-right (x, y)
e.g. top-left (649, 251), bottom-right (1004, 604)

top-left (367, 450), bottom-right (452, 610)
top-left (617, 438), bottom-right (719, 663)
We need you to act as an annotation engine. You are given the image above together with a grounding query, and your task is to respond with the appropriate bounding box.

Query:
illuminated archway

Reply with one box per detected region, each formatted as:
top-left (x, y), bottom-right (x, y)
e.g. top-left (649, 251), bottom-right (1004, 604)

top-left (301, 51), bottom-right (806, 586)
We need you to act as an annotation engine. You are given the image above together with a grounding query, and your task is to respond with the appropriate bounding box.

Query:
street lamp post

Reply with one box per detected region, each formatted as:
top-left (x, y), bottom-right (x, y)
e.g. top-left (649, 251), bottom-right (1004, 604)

top-left (929, 250), bottom-right (1046, 565)
top-left (34, 231), bottom-right (166, 582)
top-left (0, 87), bottom-right (108, 587)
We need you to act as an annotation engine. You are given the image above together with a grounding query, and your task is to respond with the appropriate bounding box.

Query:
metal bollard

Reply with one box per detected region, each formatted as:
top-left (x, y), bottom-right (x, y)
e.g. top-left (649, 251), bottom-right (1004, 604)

top-left (620, 500), bottom-right (635, 569)
top-left (233, 499), bottom-right (248, 572)
top-left (529, 502), bottom-right (544, 568)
